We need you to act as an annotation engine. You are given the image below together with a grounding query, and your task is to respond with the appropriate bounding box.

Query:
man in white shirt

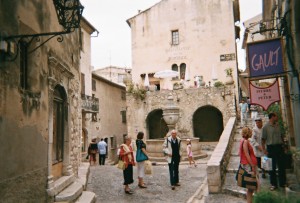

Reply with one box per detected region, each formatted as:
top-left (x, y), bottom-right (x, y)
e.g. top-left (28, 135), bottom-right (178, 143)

top-left (250, 117), bottom-right (266, 178)
top-left (97, 138), bottom-right (107, 165)
top-left (239, 99), bottom-right (249, 126)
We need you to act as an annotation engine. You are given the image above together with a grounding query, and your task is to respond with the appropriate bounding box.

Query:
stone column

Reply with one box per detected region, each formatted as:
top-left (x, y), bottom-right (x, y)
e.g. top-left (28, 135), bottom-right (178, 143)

top-left (47, 76), bottom-right (56, 189)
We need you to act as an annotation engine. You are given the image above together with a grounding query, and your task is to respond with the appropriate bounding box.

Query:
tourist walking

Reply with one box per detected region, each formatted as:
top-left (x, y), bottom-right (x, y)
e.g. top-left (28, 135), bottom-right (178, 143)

top-left (250, 104), bottom-right (259, 126)
top-left (250, 117), bottom-right (267, 178)
top-left (120, 136), bottom-right (135, 194)
top-left (239, 127), bottom-right (259, 203)
top-left (97, 138), bottom-right (107, 165)
top-left (239, 99), bottom-right (249, 126)
top-left (88, 138), bottom-right (98, 166)
top-left (186, 139), bottom-right (197, 168)
top-left (262, 112), bottom-right (286, 191)
top-left (163, 129), bottom-right (182, 190)
top-left (136, 131), bottom-right (149, 188)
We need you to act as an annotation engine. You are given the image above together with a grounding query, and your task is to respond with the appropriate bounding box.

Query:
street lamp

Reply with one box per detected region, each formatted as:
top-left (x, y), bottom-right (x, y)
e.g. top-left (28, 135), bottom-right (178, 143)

top-left (0, 0), bottom-right (84, 61)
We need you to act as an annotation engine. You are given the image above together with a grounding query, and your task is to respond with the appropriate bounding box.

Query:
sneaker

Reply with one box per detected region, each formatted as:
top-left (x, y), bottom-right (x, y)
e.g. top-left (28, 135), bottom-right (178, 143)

top-left (270, 186), bottom-right (277, 191)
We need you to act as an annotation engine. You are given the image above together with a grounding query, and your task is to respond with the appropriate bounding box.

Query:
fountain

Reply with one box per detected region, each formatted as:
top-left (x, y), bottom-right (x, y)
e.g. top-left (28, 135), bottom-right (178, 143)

top-left (162, 93), bottom-right (180, 132)
top-left (146, 93), bottom-right (207, 162)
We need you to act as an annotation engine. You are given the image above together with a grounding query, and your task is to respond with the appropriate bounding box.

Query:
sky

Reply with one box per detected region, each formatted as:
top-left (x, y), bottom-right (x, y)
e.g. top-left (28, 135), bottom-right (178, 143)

top-left (80, 0), bottom-right (262, 70)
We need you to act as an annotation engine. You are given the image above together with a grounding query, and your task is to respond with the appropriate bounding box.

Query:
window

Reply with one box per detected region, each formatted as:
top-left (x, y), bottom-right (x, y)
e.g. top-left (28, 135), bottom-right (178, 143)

top-left (92, 79), bottom-right (96, 91)
top-left (80, 31), bottom-right (84, 51)
top-left (81, 73), bottom-right (85, 95)
top-left (121, 91), bottom-right (126, 100)
top-left (92, 113), bottom-right (97, 122)
top-left (20, 41), bottom-right (28, 89)
top-left (121, 110), bottom-right (126, 123)
top-left (171, 30), bottom-right (179, 45)
top-left (180, 63), bottom-right (186, 80)
top-left (171, 64), bottom-right (179, 80)
top-left (118, 74), bottom-right (125, 83)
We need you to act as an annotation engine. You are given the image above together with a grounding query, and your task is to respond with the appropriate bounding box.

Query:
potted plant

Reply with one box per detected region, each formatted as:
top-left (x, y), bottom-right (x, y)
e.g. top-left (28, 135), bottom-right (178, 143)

top-left (225, 67), bottom-right (233, 76)
top-left (224, 68), bottom-right (234, 85)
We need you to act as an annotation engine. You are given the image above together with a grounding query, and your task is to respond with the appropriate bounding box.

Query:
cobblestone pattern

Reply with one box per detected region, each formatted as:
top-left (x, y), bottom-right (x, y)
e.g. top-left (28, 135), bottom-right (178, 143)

top-left (87, 163), bottom-right (207, 203)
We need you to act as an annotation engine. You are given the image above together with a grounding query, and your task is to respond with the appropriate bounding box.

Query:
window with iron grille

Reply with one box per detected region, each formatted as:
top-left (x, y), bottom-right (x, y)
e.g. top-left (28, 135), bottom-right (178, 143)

top-left (171, 30), bottom-right (179, 45)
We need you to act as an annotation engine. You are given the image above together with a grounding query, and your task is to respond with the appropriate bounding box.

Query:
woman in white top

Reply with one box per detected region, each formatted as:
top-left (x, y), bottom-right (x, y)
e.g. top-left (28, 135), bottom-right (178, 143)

top-left (186, 139), bottom-right (197, 168)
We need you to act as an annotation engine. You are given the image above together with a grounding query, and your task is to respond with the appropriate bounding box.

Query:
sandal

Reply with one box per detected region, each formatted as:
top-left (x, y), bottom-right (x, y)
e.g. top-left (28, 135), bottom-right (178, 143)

top-left (138, 184), bottom-right (147, 188)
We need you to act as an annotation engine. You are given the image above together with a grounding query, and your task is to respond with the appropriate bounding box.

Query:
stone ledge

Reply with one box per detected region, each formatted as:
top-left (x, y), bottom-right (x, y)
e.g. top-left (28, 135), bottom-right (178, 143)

top-left (47, 174), bottom-right (75, 196)
top-left (207, 117), bottom-right (236, 193)
top-left (55, 182), bottom-right (83, 202)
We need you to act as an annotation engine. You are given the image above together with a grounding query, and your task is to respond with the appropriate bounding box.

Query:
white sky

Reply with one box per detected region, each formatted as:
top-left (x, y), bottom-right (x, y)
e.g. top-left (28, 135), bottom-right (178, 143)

top-left (80, 0), bottom-right (262, 70)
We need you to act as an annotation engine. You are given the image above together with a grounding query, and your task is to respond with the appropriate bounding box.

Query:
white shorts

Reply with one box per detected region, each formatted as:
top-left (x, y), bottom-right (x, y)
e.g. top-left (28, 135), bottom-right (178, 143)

top-left (136, 161), bottom-right (145, 178)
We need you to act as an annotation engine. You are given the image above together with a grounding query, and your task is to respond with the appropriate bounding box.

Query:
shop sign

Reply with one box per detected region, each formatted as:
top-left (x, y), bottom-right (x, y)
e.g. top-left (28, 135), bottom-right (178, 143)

top-left (249, 79), bottom-right (281, 110)
top-left (247, 38), bottom-right (285, 77)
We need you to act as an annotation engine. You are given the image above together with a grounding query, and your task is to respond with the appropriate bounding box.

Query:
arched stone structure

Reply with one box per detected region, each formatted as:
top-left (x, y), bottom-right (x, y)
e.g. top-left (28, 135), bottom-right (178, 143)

top-left (146, 109), bottom-right (168, 139)
top-left (193, 105), bottom-right (223, 141)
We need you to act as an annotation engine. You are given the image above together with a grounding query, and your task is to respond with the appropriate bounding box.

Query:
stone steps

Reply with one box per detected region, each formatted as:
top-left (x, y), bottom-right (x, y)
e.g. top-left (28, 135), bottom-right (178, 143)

top-left (55, 182), bottom-right (83, 202)
top-left (49, 163), bottom-right (96, 203)
top-left (75, 191), bottom-right (96, 203)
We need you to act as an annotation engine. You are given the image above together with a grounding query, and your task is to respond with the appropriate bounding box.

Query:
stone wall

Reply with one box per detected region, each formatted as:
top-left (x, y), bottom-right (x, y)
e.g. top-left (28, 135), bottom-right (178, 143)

top-left (0, 1), bottom-right (82, 201)
top-left (126, 85), bottom-right (236, 139)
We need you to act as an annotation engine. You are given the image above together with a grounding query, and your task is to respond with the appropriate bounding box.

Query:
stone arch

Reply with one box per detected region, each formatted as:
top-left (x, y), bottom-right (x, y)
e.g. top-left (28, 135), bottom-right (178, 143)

top-left (192, 105), bottom-right (223, 141)
top-left (146, 109), bottom-right (168, 139)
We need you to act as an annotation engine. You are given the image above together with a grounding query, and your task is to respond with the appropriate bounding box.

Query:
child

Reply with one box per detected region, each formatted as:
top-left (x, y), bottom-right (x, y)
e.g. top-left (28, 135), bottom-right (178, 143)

top-left (186, 139), bottom-right (197, 167)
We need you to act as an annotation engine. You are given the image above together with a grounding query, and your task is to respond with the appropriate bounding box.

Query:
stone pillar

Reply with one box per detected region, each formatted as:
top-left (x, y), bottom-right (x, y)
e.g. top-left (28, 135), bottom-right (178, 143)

top-left (47, 76), bottom-right (56, 189)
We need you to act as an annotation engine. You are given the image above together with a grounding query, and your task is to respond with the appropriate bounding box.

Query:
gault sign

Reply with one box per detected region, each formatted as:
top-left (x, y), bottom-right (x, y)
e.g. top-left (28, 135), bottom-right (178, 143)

top-left (249, 79), bottom-right (281, 110)
top-left (247, 38), bottom-right (285, 77)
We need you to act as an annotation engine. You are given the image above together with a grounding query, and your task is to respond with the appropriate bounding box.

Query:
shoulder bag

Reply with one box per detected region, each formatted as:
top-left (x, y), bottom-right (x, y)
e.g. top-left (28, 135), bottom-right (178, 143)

top-left (136, 141), bottom-right (148, 162)
top-left (235, 140), bottom-right (257, 190)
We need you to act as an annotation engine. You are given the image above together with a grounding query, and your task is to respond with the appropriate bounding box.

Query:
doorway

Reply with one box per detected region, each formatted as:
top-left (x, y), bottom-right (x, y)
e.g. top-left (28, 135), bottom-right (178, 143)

top-left (52, 85), bottom-right (67, 180)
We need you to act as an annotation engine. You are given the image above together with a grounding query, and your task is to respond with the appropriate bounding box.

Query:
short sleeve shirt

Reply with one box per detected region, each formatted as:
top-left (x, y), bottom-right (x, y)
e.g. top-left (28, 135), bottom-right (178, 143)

top-left (262, 122), bottom-right (282, 145)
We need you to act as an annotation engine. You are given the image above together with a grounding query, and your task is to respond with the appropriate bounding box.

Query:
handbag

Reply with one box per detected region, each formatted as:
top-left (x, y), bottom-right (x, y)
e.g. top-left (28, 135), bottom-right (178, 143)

top-left (136, 148), bottom-right (148, 162)
top-left (235, 164), bottom-right (257, 190)
top-left (117, 159), bottom-right (125, 170)
top-left (144, 160), bottom-right (153, 175)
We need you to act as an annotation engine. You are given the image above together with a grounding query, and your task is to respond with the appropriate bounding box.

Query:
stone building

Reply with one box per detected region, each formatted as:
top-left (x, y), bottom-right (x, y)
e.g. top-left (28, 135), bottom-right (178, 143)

top-left (91, 73), bottom-right (127, 163)
top-left (79, 17), bottom-right (99, 156)
top-left (0, 1), bottom-right (86, 201)
top-left (93, 66), bottom-right (131, 86)
top-left (125, 0), bottom-right (239, 147)
top-left (127, 0), bottom-right (240, 92)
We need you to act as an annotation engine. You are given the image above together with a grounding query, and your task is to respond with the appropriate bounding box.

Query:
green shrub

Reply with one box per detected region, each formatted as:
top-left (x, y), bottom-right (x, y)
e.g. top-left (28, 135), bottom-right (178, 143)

top-left (214, 81), bottom-right (224, 88)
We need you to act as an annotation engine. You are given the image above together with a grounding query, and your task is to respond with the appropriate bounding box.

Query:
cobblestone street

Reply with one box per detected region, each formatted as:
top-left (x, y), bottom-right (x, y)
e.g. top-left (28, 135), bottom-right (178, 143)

top-left (87, 162), bottom-right (207, 203)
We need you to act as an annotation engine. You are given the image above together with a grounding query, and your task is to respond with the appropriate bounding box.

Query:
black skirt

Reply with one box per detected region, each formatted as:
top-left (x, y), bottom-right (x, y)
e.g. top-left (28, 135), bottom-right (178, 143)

top-left (123, 164), bottom-right (134, 185)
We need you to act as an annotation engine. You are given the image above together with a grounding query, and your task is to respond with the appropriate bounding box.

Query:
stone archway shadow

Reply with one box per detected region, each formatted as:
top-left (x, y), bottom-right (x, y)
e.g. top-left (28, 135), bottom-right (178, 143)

top-left (146, 109), bottom-right (168, 139)
top-left (193, 105), bottom-right (223, 141)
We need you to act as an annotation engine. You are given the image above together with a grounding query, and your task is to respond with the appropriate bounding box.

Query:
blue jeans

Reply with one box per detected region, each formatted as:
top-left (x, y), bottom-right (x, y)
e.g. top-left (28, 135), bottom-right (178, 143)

top-left (168, 159), bottom-right (179, 186)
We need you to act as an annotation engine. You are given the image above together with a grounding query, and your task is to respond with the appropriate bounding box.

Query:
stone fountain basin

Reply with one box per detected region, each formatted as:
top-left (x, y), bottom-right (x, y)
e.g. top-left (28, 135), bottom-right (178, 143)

top-left (146, 137), bottom-right (207, 162)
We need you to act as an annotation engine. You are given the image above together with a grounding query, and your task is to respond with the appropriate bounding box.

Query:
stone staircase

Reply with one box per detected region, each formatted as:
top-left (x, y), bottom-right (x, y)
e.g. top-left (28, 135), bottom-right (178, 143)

top-left (222, 115), bottom-right (299, 199)
top-left (47, 162), bottom-right (96, 203)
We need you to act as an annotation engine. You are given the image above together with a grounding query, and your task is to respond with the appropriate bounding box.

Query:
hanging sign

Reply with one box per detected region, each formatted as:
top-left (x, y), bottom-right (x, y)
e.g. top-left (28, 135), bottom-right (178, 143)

top-left (249, 79), bottom-right (281, 110)
top-left (247, 38), bottom-right (285, 78)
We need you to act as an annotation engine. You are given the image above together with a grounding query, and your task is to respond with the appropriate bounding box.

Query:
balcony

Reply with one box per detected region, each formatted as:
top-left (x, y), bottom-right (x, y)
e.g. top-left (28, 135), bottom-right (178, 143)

top-left (81, 94), bottom-right (99, 113)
